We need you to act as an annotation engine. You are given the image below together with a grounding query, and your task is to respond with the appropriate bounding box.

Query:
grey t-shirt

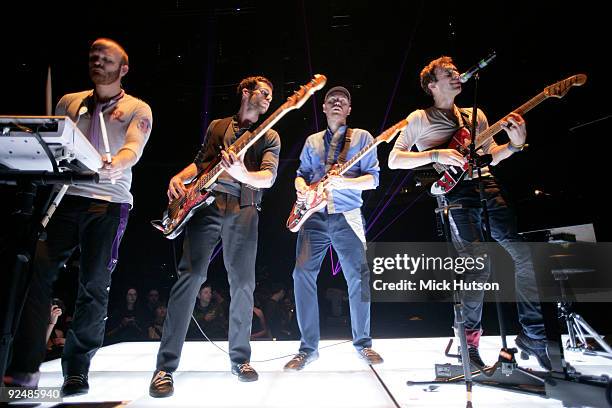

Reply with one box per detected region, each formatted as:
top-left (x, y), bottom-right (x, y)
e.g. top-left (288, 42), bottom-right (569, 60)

top-left (56, 90), bottom-right (153, 206)
top-left (393, 106), bottom-right (495, 177)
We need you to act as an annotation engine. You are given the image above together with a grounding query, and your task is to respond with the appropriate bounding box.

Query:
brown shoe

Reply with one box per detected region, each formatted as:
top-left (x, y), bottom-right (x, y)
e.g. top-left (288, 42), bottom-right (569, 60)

top-left (359, 347), bottom-right (383, 365)
top-left (149, 370), bottom-right (174, 398)
top-left (283, 351), bottom-right (319, 371)
top-left (231, 362), bottom-right (259, 382)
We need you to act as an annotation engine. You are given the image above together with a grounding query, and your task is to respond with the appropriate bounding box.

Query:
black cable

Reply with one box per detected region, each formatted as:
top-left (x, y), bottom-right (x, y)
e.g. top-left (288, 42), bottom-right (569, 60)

top-left (169, 237), bottom-right (352, 363)
top-left (369, 364), bottom-right (401, 408)
top-left (32, 124), bottom-right (59, 174)
top-left (19, 123), bottom-right (60, 229)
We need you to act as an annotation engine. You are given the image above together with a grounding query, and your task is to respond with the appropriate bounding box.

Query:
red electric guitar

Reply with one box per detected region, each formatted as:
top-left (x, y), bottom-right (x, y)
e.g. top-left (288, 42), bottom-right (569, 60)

top-left (152, 74), bottom-right (327, 239)
top-left (286, 118), bottom-right (409, 232)
top-left (429, 74), bottom-right (587, 196)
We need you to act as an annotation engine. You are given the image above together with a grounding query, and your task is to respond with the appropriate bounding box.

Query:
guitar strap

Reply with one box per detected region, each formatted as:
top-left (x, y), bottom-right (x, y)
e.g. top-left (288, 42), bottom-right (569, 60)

top-left (457, 109), bottom-right (471, 136)
top-left (338, 128), bottom-right (353, 165)
top-left (326, 128), bottom-right (353, 171)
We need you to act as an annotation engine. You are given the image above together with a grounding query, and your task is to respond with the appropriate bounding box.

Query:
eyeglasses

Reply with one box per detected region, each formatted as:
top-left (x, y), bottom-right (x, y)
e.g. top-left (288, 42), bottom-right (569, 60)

top-left (253, 88), bottom-right (272, 99)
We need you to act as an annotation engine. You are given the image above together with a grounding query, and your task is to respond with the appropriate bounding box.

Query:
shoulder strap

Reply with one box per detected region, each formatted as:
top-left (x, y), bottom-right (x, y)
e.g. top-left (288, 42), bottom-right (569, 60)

top-left (337, 128), bottom-right (353, 165)
top-left (458, 109), bottom-right (470, 128)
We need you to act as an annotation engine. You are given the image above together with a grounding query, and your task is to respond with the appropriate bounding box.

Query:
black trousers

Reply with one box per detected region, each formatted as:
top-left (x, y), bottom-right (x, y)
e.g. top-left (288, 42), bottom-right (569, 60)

top-left (445, 178), bottom-right (545, 340)
top-left (9, 195), bottom-right (129, 376)
top-left (156, 193), bottom-right (258, 371)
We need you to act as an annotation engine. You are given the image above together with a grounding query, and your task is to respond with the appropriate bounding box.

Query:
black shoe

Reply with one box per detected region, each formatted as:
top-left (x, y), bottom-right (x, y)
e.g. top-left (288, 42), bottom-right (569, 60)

top-left (61, 374), bottom-right (89, 397)
top-left (515, 331), bottom-right (552, 371)
top-left (231, 362), bottom-right (258, 382)
top-left (459, 346), bottom-right (486, 368)
top-left (283, 351), bottom-right (319, 371)
top-left (468, 346), bottom-right (486, 368)
top-left (358, 348), bottom-right (384, 365)
top-left (149, 370), bottom-right (174, 398)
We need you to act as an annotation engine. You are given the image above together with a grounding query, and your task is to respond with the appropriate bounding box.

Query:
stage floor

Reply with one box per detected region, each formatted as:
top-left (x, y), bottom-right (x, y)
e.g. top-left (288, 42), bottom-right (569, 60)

top-left (11, 336), bottom-right (612, 407)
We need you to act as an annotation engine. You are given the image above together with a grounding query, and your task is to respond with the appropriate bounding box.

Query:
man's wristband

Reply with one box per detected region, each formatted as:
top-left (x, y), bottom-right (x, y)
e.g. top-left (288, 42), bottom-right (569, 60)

top-left (507, 141), bottom-right (525, 153)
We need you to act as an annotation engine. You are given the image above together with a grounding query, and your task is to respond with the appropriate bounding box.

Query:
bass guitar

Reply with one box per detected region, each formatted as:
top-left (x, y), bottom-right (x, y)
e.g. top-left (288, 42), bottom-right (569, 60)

top-left (152, 74), bottom-right (327, 239)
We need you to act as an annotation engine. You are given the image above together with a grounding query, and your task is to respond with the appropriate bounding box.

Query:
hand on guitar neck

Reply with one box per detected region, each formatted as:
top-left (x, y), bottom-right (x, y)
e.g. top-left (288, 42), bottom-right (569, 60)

top-left (500, 112), bottom-right (526, 146)
top-left (220, 149), bottom-right (250, 183)
top-left (219, 148), bottom-right (275, 188)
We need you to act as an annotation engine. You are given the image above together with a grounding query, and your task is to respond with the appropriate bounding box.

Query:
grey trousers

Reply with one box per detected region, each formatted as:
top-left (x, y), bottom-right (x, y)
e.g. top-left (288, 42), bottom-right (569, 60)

top-left (156, 193), bottom-right (258, 371)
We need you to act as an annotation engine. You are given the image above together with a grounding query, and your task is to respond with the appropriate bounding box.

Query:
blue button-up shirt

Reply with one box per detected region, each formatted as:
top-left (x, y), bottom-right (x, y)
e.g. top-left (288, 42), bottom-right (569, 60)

top-left (296, 126), bottom-right (379, 213)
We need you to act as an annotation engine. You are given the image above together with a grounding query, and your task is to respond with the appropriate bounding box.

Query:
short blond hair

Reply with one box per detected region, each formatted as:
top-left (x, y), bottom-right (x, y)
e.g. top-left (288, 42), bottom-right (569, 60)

top-left (91, 38), bottom-right (129, 66)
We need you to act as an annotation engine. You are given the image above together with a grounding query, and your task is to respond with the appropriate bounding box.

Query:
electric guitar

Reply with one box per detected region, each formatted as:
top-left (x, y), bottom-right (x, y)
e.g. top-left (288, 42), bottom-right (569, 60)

top-left (429, 74), bottom-right (587, 196)
top-left (286, 118), bottom-right (409, 232)
top-left (152, 74), bottom-right (327, 239)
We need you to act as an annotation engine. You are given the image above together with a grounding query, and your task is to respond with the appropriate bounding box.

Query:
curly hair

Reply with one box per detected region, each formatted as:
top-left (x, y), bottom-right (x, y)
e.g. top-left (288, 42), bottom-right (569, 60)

top-left (420, 56), bottom-right (455, 96)
top-left (237, 76), bottom-right (273, 96)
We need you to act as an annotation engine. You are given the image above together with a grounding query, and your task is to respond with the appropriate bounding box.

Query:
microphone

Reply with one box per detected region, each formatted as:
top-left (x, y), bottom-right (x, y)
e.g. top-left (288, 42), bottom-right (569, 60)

top-left (459, 52), bottom-right (497, 84)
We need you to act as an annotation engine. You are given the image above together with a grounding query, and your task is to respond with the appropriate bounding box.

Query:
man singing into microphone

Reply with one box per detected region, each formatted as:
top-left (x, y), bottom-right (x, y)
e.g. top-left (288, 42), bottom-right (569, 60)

top-left (4, 38), bottom-right (152, 396)
top-left (388, 56), bottom-right (550, 370)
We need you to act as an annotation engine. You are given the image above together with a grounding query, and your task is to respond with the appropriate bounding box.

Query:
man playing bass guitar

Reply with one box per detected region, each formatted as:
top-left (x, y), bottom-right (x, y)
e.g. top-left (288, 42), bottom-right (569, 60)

top-left (149, 76), bottom-right (280, 397)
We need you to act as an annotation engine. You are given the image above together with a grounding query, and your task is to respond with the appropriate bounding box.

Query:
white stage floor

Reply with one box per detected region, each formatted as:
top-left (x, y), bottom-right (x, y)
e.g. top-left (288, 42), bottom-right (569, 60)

top-left (11, 336), bottom-right (612, 407)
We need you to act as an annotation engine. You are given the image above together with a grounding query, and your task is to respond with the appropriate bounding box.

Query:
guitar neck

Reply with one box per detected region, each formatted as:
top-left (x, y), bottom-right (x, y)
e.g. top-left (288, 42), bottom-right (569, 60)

top-left (475, 91), bottom-right (548, 150)
top-left (325, 119), bottom-right (408, 180)
top-left (334, 138), bottom-right (380, 178)
top-left (195, 106), bottom-right (291, 191)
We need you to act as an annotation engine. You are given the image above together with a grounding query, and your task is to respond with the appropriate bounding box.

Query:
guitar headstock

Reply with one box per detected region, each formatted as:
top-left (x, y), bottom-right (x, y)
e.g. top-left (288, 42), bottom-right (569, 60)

top-left (544, 74), bottom-right (587, 98)
top-left (285, 74), bottom-right (327, 109)
top-left (377, 118), bottom-right (409, 143)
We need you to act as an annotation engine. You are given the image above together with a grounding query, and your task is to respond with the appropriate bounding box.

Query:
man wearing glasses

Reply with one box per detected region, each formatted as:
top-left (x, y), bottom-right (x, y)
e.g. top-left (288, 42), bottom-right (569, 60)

top-left (149, 76), bottom-right (280, 397)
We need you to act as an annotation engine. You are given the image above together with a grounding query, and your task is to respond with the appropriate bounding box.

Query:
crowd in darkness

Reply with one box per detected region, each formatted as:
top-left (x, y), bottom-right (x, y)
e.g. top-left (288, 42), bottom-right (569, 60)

top-left (102, 281), bottom-right (298, 344)
top-left (45, 279), bottom-right (302, 361)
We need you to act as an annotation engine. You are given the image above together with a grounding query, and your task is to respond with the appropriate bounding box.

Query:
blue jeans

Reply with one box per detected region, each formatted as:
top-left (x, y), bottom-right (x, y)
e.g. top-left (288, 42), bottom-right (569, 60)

top-left (445, 178), bottom-right (545, 340)
top-left (292, 210), bottom-right (372, 353)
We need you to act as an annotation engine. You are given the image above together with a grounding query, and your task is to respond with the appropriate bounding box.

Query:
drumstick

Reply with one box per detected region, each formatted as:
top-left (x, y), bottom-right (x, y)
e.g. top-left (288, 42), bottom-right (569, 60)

top-left (99, 111), bottom-right (115, 184)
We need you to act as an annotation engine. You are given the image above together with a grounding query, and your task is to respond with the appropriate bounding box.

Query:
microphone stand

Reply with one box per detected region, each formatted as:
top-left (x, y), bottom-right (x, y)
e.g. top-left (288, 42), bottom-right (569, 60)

top-left (407, 73), bottom-right (549, 406)
top-left (467, 73), bottom-right (513, 352)
top-left (409, 68), bottom-right (612, 407)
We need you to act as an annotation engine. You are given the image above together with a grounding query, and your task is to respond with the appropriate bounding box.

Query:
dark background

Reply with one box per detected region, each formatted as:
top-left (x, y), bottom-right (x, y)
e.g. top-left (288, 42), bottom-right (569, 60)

top-left (1, 0), bottom-right (609, 340)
